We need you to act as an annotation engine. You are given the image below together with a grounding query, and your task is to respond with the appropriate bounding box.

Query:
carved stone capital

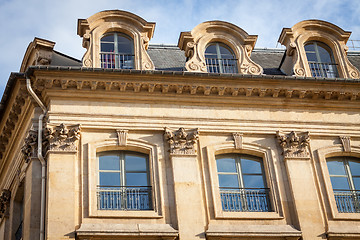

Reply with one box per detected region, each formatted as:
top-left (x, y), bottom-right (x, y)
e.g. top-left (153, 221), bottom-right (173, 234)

top-left (164, 127), bottom-right (199, 155)
top-left (116, 129), bottom-right (128, 146)
top-left (21, 129), bottom-right (38, 162)
top-left (339, 136), bottom-right (351, 152)
top-left (44, 124), bottom-right (81, 152)
top-left (232, 133), bottom-right (243, 149)
top-left (277, 131), bottom-right (310, 159)
top-left (0, 190), bottom-right (11, 219)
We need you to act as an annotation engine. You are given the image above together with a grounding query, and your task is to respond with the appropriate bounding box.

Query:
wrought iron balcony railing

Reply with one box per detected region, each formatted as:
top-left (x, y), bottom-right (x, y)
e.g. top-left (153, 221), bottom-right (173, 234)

top-left (100, 53), bottom-right (134, 69)
top-left (334, 190), bottom-right (360, 213)
top-left (220, 187), bottom-right (271, 212)
top-left (97, 186), bottom-right (152, 210)
top-left (308, 61), bottom-right (339, 78)
top-left (205, 58), bottom-right (238, 74)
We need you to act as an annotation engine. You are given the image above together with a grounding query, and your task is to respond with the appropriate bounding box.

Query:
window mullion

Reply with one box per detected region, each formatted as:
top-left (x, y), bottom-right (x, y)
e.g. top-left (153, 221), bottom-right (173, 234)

top-left (236, 156), bottom-right (244, 189)
top-left (114, 33), bottom-right (119, 68)
top-left (345, 159), bottom-right (355, 191)
top-left (215, 43), bottom-right (224, 73)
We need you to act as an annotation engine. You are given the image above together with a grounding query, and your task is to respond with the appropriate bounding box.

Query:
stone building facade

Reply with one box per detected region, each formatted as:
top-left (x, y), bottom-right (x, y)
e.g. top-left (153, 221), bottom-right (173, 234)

top-left (0, 10), bottom-right (360, 240)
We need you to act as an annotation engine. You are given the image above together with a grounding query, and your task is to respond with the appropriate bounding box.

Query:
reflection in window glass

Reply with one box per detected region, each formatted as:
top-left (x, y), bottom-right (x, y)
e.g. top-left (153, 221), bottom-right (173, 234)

top-left (305, 41), bottom-right (338, 78)
top-left (326, 156), bottom-right (360, 213)
top-left (216, 154), bottom-right (271, 212)
top-left (205, 42), bottom-right (238, 73)
top-left (97, 151), bottom-right (152, 210)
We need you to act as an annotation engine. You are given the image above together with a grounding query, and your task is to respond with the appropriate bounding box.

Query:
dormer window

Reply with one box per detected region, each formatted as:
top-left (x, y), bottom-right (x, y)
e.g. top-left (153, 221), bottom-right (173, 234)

top-left (205, 42), bottom-right (238, 73)
top-left (304, 41), bottom-right (338, 78)
top-left (100, 33), bottom-right (134, 69)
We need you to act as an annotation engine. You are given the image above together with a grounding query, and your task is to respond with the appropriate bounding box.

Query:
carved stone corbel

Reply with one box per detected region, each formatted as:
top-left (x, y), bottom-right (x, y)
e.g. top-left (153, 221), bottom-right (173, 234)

top-left (339, 136), bottom-right (351, 152)
top-left (21, 129), bottom-right (38, 162)
top-left (44, 124), bottom-right (81, 152)
top-left (0, 190), bottom-right (11, 219)
top-left (116, 130), bottom-right (128, 146)
top-left (232, 133), bottom-right (243, 149)
top-left (164, 127), bottom-right (199, 155)
top-left (277, 131), bottom-right (310, 159)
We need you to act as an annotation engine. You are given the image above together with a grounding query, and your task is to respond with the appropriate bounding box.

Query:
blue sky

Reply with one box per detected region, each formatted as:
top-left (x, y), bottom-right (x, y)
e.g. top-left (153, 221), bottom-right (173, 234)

top-left (1, 0), bottom-right (360, 98)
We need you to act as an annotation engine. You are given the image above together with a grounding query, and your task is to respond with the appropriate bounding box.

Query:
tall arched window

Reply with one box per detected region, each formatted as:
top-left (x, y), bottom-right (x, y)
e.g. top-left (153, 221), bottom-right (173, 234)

top-left (205, 42), bottom-right (238, 73)
top-left (97, 151), bottom-right (152, 210)
top-left (327, 156), bottom-right (360, 213)
top-left (100, 33), bottom-right (134, 69)
top-left (305, 41), bottom-right (338, 78)
top-left (216, 153), bottom-right (271, 212)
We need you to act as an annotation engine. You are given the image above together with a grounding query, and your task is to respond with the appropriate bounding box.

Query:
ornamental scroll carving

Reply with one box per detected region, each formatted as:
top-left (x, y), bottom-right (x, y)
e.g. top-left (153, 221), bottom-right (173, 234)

top-left (277, 131), bottom-right (310, 159)
top-left (21, 129), bottom-right (38, 162)
top-left (0, 190), bottom-right (11, 219)
top-left (44, 124), bottom-right (81, 152)
top-left (164, 127), bottom-right (199, 155)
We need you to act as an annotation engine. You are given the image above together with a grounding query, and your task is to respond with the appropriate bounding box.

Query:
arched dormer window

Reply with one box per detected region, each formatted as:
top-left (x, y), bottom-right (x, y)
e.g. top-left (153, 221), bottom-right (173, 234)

top-left (305, 41), bottom-right (338, 78)
top-left (78, 10), bottom-right (155, 70)
top-left (178, 21), bottom-right (263, 74)
top-left (205, 42), bottom-right (238, 73)
top-left (279, 20), bottom-right (360, 79)
top-left (100, 32), bottom-right (134, 69)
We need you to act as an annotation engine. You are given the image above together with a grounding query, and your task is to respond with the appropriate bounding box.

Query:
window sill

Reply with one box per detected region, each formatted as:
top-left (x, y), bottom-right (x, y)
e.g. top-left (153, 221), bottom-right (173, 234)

top-left (89, 209), bottom-right (163, 218)
top-left (214, 210), bottom-right (283, 219)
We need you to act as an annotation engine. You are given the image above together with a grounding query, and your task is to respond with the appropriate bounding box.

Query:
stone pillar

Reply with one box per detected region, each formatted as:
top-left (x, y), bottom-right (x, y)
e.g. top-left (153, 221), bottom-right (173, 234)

top-left (164, 128), bottom-right (206, 240)
top-left (44, 124), bottom-right (80, 240)
top-left (277, 131), bottom-right (325, 240)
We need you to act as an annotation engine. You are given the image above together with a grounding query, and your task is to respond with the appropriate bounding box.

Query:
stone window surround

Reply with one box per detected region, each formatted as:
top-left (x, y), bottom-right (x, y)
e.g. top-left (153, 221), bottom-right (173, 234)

top-left (77, 10), bottom-right (155, 70)
top-left (87, 138), bottom-right (163, 218)
top-left (206, 141), bottom-right (283, 219)
top-left (316, 144), bottom-right (360, 220)
top-left (178, 21), bottom-right (263, 75)
top-left (279, 20), bottom-right (360, 79)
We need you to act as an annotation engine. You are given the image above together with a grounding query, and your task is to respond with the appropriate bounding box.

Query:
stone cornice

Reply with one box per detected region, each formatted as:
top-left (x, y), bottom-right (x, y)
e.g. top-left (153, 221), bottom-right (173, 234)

top-left (31, 69), bottom-right (360, 103)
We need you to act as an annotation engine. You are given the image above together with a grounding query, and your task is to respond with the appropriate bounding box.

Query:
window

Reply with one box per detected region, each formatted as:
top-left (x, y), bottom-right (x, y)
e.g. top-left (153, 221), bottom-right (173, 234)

top-left (100, 32), bottom-right (134, 69)
top-left (305, 41), bottom-right (338, 78)
top-left (205, 42), bottom-right (238, 73)
top-left (97, 151), bottom-right (152, 210)
top-left (327, 156), bottom-right (360, 213)
top-left (216, 153), bottom-right (271, 212)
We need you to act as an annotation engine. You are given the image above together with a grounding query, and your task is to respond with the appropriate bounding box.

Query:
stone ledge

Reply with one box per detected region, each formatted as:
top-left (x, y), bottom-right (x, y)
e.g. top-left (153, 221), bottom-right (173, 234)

top-left (327, 225), bottom-right (360, 239)
top-left (206, 224), bottom-right (301, 238)
top-left (76, 223), bottom-right (178, 237)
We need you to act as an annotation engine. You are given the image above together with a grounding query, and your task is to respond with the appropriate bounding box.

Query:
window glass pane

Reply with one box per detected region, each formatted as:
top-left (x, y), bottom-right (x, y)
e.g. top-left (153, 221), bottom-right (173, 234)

top-left (126, 173), bottom-right (148, 186)
top-left (118, 35), bottom-right (133, 54)
top-left (101, 43), bottom-right (114, 52)
top-left (240, 158), bottom-right (262, 174)
top-left (99, 172), bottom-right (120, 187)
top-left (353, 177), bottom-right (360, 190)
top-left (205, 44), bottom-right (217, 56)
top-left (317, 45), bottom-right (332, 63)
top-left (243, 175), bottom-right (265, 188)
top-left (219, 45), bottom-right (233, 56)
top-left (102, 34), bottom-right (114, 42)
top-left (99, 155), bottom-right (120, 170)
top-left (125, 154), bottom-right (147, 171)
top-left (218, 174), bottom-right (239, 188)
top-left (327, 159), bottom-right (346, 175)
top-left (330, 177), bottom-right (350, 190)
top-left (304, 44), bottom-right (315, 51)
top-left (348, 159), bottom-right (360, 176)
top-left (306, 52), bottom-right (317, 62)
top-left (216, 157), bottom-right (236, 173)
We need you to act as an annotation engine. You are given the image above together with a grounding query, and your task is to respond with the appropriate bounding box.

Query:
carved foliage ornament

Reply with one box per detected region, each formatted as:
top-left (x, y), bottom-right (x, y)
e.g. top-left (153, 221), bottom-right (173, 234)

top-left (21, 129), bottom-right (38, 162)
top-left (0, 190), bottom-right (10, 219)
top-left (277, 131), bottom-right (310, 159)
top-left (44, 124), bottom-right (81, 152)
top-left (164, 127), bottom-right (199, 155)
top-left (339, 136), bottom-right (351, 152)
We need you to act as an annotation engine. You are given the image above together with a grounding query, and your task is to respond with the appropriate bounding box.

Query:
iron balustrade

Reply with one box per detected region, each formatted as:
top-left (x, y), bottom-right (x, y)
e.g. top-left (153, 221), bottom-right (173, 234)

top-left (100, 53), bottom-right (134, 69)
top-left (308, 61), bottom-right (339, 78)
top-left (220, 187), bottom-right (271, 212)
top-left (97, 186), bottom-right (152, 210)
top-left (334, 190), bottom-right (360, 213)
top-left (15, 221), bottom-right (23, 240)
top-left (205, 58), bottom-right (238, 74)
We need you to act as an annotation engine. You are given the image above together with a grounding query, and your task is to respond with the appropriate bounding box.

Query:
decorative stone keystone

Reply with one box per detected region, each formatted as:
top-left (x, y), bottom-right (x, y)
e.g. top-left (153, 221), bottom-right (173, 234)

top-left (339, 136), bottom-right (351, 152)
top-left (116, 129), bottom-right (128, 146)
top-left (44, 124), bottom-right (81, 152)
top-left (232, 132), bottom-right (243, 149)
top-left (164, 127), bottom-right (199, 155)
top-left (277, 131), bottom-right (310, 159)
